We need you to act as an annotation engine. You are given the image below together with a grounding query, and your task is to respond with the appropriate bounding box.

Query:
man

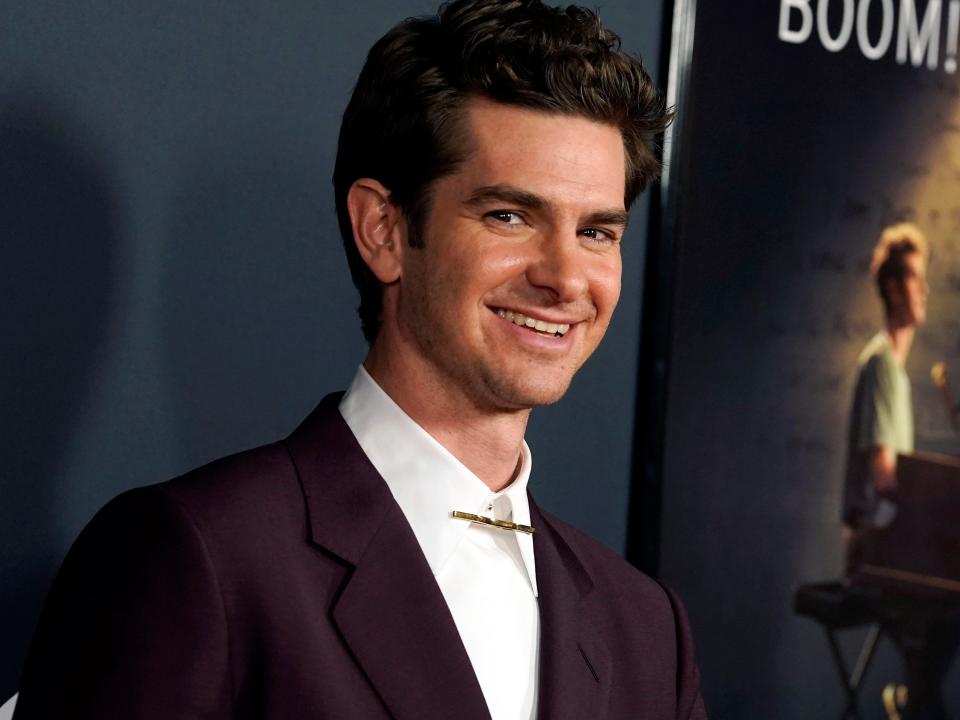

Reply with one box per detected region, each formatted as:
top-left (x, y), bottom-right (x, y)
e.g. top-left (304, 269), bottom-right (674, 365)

top-left (15, 1), bottom-right (706, 718)
top-left (843, 222), bottom-right (928, 569)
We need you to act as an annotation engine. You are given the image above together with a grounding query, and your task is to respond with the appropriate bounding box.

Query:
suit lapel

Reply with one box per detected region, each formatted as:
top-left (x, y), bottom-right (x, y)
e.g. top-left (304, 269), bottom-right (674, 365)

top-left (531, 500), bottom-right (611, 720)
top-left (284, 395), bottom-right (490, 720)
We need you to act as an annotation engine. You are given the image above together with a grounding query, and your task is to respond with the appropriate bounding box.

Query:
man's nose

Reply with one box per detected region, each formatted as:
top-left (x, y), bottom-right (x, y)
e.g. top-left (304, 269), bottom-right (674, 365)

top-left (525, 232), bottom-right (589, 303)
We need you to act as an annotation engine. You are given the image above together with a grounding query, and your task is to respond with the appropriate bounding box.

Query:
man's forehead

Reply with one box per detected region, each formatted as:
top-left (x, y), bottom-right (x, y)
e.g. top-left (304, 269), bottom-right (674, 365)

top-left (456, 98), bottom-right (627, 207)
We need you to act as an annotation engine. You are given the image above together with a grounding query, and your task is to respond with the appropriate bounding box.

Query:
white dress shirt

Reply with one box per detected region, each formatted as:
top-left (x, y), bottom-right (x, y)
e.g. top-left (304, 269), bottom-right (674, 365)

top-left (339, 366), bottom-right (540, 720)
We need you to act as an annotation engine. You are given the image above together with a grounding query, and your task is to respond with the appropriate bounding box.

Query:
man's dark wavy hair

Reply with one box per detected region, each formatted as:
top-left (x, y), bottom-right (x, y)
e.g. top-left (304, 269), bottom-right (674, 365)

top-left (333, 0), bottom-right (671, 342)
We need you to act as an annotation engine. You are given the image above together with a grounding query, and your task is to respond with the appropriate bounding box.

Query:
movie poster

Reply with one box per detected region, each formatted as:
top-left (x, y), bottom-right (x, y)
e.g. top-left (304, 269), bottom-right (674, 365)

top-left (653, 1), bottom-right (960, 717)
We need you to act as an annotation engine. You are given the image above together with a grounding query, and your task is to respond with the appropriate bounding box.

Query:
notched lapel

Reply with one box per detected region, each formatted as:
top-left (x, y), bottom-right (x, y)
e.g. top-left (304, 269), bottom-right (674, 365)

top-left (332, 506), bottom-right (491, 720)
top-left (532, 502), bottom-right (611, 720)
top-left (284, 395), bottom-right (491, 720)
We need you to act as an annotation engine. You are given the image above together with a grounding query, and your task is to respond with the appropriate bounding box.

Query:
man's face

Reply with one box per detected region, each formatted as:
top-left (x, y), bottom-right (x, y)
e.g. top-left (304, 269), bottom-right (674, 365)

top-left (889, 252), bottom-right (928, 328)
top-left (389, 99), bottom-right (626, 412)
top-left (902, 251), bottom-right (929, 326)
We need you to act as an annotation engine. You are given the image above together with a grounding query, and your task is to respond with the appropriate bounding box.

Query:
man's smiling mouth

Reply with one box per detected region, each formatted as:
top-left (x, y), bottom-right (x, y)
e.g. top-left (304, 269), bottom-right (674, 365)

top-left (494, 308), bottom-right (571, 337)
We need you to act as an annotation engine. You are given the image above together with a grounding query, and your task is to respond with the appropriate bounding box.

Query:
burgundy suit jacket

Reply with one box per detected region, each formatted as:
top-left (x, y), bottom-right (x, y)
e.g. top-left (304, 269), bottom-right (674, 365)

top-left (16, 394), bottom-right (706, 719)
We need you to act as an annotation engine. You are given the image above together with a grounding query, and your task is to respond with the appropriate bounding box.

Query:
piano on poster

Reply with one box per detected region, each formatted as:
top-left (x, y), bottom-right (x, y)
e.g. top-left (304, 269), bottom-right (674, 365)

top-left (853, 451), bottom-right (960, 600)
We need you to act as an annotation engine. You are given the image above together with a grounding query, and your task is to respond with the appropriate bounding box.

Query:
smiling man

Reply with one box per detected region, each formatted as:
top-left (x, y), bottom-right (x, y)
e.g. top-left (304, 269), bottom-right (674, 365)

top-left (354, 101), bottom-right (625, 463)
top-left (15, 2), bottom-right (706, 719)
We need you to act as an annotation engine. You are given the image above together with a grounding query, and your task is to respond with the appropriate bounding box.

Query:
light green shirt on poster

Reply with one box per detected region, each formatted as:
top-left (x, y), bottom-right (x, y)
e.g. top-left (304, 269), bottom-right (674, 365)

top-left (843, 331), bottom-right (913, 528)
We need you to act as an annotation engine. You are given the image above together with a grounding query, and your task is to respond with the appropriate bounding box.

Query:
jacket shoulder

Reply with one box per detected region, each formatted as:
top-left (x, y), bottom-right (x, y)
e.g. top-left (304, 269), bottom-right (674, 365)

top-left (162, 441), bottom-right (299, 508)
top-left (537, 507), bottom-right (708, 719)
top-left (538, 506), bottom-right (669, 605)
top-left (126, 441), bottom-right (313, 567)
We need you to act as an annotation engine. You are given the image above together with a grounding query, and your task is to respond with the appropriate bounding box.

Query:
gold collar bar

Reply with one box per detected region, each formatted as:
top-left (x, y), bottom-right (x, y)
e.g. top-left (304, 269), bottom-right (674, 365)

top-left (451, 510), bottom-right (535, 535)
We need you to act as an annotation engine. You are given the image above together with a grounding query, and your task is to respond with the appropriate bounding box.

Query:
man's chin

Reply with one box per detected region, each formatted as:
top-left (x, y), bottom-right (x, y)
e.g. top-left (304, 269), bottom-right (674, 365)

top-left (483, 375), bottom-right (576, 411)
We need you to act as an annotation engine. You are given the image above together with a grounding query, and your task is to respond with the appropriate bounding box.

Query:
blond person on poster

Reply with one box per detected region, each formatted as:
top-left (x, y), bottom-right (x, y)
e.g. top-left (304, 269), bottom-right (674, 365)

top-left (842, 223), bottom-right (928, 568)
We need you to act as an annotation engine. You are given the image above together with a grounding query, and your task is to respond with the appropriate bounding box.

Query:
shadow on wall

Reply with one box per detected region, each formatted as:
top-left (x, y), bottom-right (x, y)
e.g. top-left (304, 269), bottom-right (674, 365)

top-left (157, 142), bottom-right (361, 467)
top-left (0, 95), bottom-right (117, 697)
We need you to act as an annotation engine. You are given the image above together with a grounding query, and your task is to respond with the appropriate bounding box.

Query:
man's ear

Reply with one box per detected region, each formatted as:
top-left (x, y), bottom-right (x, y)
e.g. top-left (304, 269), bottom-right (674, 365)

top-left (346, 179), bottom-right (406, 283)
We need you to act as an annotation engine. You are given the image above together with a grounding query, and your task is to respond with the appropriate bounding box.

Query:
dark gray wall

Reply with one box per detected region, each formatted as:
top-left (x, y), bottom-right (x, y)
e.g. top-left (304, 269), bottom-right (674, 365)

top-left (0, 0), bottom-right (663, 697)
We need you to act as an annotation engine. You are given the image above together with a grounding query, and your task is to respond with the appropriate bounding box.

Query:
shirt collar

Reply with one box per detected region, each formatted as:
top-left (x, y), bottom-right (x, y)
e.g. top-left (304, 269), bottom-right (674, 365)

top-left (339, 365), bottom-right (538, 596)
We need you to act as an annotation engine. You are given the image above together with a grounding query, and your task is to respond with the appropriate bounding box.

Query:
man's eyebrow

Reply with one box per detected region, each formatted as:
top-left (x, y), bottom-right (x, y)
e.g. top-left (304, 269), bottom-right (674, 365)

top-left (464, 185), bottom-right (547, 210)
top-left (584, 209), bottom-right (629, 229)
top-left (465, 184), bottom-right (629, 228)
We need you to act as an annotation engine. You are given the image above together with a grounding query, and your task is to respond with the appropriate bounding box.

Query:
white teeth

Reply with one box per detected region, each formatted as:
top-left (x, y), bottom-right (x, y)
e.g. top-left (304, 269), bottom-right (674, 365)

top-left (495, 309), bottom-right (572, 336)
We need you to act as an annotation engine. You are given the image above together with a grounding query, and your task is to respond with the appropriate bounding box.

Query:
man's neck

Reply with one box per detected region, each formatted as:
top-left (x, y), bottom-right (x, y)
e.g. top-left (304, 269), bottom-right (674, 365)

top-left (362, 355), bottom-right (530, 493)
top-left (885, 320), bottom-right (915, 366)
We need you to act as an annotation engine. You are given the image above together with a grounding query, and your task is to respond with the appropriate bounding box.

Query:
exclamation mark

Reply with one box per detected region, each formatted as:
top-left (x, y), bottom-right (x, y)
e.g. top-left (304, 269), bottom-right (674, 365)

top-left (946, 0), bottom-right (960, 73)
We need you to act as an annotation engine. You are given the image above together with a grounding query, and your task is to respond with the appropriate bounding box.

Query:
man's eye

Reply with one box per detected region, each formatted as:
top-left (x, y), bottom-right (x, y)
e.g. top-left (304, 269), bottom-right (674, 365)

top-left (487, 210), bottom-right (524, 225)
top-left (581, 227), bottom-right (618, 243)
